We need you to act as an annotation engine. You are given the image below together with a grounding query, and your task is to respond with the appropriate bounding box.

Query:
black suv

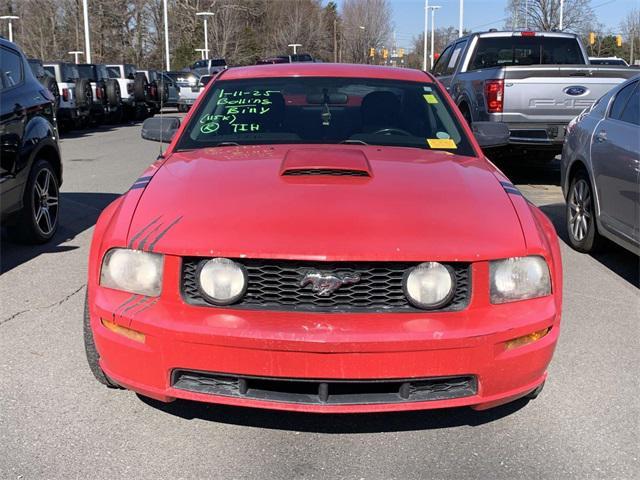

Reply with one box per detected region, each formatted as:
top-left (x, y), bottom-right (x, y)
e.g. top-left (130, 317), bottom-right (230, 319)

top-left (1, 37), bottom-right (62, 243)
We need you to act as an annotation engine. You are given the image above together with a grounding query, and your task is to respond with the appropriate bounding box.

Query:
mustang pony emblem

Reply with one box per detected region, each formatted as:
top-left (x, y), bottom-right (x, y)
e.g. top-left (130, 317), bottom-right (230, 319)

top-left (300, 270), bottom-right (361, 296)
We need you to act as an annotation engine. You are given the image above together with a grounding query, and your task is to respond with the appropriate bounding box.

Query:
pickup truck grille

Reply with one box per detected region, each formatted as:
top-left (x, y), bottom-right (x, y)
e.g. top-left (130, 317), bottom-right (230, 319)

top-left (181, 258), bottom-right (471, 313)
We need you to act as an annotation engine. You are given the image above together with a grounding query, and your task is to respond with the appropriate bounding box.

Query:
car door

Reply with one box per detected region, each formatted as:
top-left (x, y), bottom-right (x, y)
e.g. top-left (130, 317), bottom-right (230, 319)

top-left (0, 45), bottom-right (28, 213)
top-left (590, 80), bottom-right (640, 244)
top-left (437, 39), bottom-right (468, 94)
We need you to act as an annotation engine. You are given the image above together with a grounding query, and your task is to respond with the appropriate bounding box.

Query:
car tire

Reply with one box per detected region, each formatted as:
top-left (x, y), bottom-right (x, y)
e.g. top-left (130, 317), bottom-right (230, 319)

top-left (105, 79), bottom-right (121, 108)
top-left (75, 78), bottom-right (92, 109)
top-left (566, 170), bottom-right (604, 253)
top-left (42, 76), bottom-right (60, 112)
top-left (134, 73), bottom-right (148, 101)
top-left (525, 380), bottom-right (545, 400)
top-left (83, 292), bottom-right (122, 389)
top-left (8, 159), bottom-right (59, 244)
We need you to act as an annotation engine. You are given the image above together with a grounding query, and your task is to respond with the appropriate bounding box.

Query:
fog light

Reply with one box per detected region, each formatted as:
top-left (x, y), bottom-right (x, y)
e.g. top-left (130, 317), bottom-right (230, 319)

top-left (504, 327), bottom-right (550, 350)
top-left (101, 318), bottom-right (145, 343)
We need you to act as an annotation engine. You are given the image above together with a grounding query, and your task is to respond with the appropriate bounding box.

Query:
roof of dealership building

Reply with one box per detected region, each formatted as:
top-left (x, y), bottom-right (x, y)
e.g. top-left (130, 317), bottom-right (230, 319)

top-left (221, 63), bottom-right (433, 82)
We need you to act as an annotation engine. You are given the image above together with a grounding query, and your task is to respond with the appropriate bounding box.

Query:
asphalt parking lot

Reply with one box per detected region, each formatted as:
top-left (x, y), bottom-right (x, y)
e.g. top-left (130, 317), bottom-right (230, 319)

top-left (1, 117), bottom-right (638, 479)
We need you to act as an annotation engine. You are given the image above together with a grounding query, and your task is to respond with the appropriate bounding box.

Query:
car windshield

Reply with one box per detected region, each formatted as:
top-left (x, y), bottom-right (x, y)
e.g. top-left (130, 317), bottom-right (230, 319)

top-left (77, 64), bottom-right (97, 81)
top-left (471, 36), bottom-right (584, 68)
top-left (211, 59), bottom-right (227, 67)
top-left (177, 77), bottom-right (475, 156)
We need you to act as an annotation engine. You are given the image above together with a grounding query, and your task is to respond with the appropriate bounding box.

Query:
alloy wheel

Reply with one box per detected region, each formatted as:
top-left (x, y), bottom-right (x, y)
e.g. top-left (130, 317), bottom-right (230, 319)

top-left (32, 168), bottom-right (59, 236)
top-left (568, 178), bottom-right (592, 242)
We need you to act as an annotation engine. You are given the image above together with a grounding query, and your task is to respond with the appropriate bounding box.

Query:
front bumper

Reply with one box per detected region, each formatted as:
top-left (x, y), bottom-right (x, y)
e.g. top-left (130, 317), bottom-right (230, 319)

top-left (90, 261), bottom-right (560, 413)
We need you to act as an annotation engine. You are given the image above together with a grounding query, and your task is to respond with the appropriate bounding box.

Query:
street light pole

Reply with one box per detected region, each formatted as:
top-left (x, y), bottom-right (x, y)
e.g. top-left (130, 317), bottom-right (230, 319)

top-left (459, 0), bottom-right (464, 38)
top-left (0, 15), bottom-right (19, 42)
top-left (423, 0), bottom-right (429, 70)
top-left (358, 25), bottom-right (366, 64)
top-left (196, 12), bottom-right (215, 59)
top-left (82, 0), bottom-right (91, 63)
top-left (195, 48), bottom-right (206, 60)
top-left (429, 6), bottom-right (441, 69)
top-left (163, 0), bottom-right (170, 70)
top-left (288, 43), bottom-right (302, 55)
top-left (69, 51), bottom-right (83, 64)
top-left (559, 0), bottom-right (564, 30)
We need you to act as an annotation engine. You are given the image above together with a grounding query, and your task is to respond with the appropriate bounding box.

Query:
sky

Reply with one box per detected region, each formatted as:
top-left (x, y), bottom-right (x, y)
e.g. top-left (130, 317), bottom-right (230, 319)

top-left (333, 0), bottom-right (638, 51)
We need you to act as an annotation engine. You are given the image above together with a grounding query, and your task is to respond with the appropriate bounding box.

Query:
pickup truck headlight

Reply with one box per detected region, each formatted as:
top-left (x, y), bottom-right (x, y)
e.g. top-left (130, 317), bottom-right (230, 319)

top-left (490, 256), bottom-right (551, 304)
top-left (100, 248), bottom-right (163, 296)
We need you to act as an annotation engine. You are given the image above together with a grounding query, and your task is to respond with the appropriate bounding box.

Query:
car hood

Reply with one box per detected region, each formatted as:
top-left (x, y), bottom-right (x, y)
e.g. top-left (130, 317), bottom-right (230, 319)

top-left (127, 145), bottom-right (526, 261)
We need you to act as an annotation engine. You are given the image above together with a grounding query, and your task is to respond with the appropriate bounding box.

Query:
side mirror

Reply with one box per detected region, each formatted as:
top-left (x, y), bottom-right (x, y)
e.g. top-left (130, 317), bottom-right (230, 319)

top-left (141, 116), bottom-right (180, 143)
top-left (472, 121), bottom-right (510, 149)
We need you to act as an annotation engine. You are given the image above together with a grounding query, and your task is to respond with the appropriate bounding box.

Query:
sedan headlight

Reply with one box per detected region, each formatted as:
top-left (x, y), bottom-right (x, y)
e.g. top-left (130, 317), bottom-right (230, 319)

top-left (490, 256), bottom-right (551, 304)
top-left (197, 258), bottom-right (247, 305)
top-left (100, 249), bottom-right (163, 296)
top-left (403, 262), bottom-right (455, 309)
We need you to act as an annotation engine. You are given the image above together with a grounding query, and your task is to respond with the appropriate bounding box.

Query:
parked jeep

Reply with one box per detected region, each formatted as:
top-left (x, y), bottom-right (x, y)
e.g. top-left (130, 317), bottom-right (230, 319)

top-left (105, 63), bottom-right (147, 120)
top-left (43, 61), bottom-right (91, 130)
top-left (77, 63), bottom-right (123, 124)
top-left (137, 69), bottom-right (178, 114)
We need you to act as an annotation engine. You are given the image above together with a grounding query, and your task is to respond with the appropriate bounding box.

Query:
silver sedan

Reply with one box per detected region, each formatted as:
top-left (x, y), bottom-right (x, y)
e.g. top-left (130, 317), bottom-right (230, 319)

top-left (561, 75), bottom-right (640, 255)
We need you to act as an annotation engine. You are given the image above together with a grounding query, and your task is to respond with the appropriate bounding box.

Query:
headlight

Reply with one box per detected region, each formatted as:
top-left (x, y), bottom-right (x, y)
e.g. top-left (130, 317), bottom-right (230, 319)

top-left (403, 262), bottom-right (455, 309)
top-left (100, 249), bottom-right (163, 296)
top-left (197, 258), bottom-right (247, 305)
top-left (490, 256), bottom-right (551, 304)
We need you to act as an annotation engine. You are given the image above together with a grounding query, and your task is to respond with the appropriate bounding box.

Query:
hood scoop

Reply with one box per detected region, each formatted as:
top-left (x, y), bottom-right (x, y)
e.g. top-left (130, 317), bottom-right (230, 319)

top-left (280, 148), bottom-right (372, 177)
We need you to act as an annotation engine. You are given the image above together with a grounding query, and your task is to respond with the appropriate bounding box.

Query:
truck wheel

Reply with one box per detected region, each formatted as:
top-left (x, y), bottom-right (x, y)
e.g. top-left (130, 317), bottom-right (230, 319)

top-left (134, 73), bottom-right (148, 101)
top-left (105, 79), bottom-right (121, 107)
top-left (566, 170), bottom-right (604, 253)
top-left (8, 159), bottom-right (59, 244)
top-left (75, 78), bottom-right (92, 109)
top-left (42, 76), bottom-right (60, 112)
top-left (83, 292), bottom-right (122, 389)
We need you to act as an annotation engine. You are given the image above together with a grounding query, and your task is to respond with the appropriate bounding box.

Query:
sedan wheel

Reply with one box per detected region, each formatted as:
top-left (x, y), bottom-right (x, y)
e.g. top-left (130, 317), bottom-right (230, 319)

top-left (566, 171), bottom-right (602, 253)
top-left (8, 159), bottom-right (60, 244)
top-left (32, 167), bottom-right (59, 237)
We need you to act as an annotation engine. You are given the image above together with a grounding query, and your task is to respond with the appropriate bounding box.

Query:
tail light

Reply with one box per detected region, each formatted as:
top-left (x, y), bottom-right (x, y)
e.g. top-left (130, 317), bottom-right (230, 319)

top-left (520, 31), bottom-right (536, 37)
top-left (62, 88), bottom-right (69, 101)
top-left (96, 86), bottom-right (102, 99)
top-left (484, 79), bottom-right (504, 113)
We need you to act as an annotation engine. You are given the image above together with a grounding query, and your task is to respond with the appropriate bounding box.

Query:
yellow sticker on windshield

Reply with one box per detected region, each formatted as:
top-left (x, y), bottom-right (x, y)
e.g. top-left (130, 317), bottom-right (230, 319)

top-left (423, 94), bottom-right (439, 104)
top-left (427, 138), bottom-right (457, 149)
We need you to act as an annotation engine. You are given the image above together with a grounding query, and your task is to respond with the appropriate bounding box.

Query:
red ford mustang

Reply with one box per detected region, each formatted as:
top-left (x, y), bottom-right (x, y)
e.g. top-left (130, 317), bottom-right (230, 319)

top-left (85, 64), bottom-right (562, 413)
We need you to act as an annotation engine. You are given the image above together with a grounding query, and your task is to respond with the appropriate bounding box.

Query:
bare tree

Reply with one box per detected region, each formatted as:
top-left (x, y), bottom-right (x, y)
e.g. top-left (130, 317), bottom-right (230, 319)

top-left (504, 0), bottom-right (595, 34)
top-left (620, 7), bottom-right (640, 64)
top-left (341, 0), bottom-right (392, 63)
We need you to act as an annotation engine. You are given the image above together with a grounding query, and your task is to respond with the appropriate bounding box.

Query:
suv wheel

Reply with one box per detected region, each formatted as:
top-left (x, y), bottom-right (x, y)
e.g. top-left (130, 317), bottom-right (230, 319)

top-left (9, 159), bottom-right (59, 244)
top-left (566, 170), bottom-right (603, 253)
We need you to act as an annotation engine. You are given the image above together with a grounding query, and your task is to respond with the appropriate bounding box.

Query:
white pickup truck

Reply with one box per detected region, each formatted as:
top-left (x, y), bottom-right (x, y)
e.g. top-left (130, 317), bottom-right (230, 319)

top-left (432, 30), bottom-right (636, 160)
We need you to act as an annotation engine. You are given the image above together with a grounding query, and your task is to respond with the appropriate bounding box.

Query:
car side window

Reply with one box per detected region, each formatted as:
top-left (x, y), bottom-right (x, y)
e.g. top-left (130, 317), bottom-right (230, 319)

top-left (432, 45), bottom-right (454, 76)
top-left (619, 85), bottom-right (639, 126)
top-left (0, 46), bottom-right (24, 90)
top-left (609, 82), bottom-right (637, 122)
top-left (444, 41), bottom-right (467, 75)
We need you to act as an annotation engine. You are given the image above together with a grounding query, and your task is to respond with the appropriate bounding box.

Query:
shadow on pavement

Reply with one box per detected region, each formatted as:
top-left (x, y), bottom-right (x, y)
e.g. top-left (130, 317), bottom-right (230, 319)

top-left (540, 203), bottom-right (639, 288)
top-left (1, 192), bottom-right (120, 274)
top-left (139, 395), bottom-right (531, 433)
top-left (493, 158), bottom-right (561, 187)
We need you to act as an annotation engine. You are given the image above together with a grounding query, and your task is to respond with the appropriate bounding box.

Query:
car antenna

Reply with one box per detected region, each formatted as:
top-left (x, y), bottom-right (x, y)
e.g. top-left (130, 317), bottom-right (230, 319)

top-left (159, 24), bottom-right (166, 158)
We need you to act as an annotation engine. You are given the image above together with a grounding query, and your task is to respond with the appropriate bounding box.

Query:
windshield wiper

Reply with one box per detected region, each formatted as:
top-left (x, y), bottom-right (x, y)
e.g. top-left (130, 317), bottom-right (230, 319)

top-left (212, 141), bottom-right (241, 147)
top-left (340, 139), bottom-right (369, 145)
